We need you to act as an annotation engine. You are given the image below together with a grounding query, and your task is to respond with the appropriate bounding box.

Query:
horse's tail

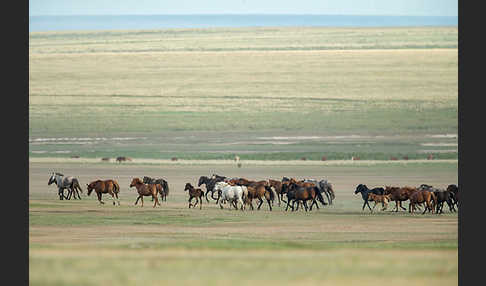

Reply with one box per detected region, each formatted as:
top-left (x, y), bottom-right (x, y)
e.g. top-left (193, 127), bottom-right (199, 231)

top-left (265, 186), bottom-right (275, 202)
top-left (327, 184), bottom-right (335, 200)
top-left (113, 181), bottom-right (120, 194)
top-left (430, 191), bottom-right (437, 209)
top-left (163, 180), bottom-right (169, 196)
top-left (72, 178), bottom-right (83, 193)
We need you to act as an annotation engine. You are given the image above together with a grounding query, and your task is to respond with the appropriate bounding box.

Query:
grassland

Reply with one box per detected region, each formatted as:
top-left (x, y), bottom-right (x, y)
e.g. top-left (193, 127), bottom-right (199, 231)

top-left (29, 26), bottom-right (457, 161)
top-left (29, 162), bottom-right (458, 286)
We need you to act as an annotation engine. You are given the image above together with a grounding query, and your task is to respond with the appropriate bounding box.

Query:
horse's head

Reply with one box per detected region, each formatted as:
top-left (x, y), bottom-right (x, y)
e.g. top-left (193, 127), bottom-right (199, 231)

top-left (184, 183), bottom-right (192, 191)
top-left (198, 176), bottom-right (207, 187)
top-left (354, 184), bottom-right (365, 194)
top-left (142, 176), bottom-right (152, 184)
top-left (86, 182), bottom-right (95, 196)
top-left (130, 178), bottom-right (141, 188)
top-left (48, 173), bottom-right (56, 185)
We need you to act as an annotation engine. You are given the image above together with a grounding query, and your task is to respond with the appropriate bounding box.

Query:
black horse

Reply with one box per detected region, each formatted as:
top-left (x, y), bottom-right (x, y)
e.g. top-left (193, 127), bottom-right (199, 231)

top-left (198, 174), bottom-right (227, 203)
top-left (354, 184), bottom-right (385, 211)
top-left (143, 176), bottom-right (169, 201)
top-left (447, 184), bottom-right (459, 208)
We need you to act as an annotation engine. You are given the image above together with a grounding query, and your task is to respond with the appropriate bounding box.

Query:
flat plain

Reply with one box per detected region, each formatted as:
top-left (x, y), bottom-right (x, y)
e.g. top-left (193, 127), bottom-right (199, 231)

top-left (30, 162), bottom-right (458, 286)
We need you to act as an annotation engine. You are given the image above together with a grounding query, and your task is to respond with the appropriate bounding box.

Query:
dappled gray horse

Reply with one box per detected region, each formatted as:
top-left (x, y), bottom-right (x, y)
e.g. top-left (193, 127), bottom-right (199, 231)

top-left (48, 172), bottom-right (83, 200)
top-left (303, 179), bottom-right (335, 205)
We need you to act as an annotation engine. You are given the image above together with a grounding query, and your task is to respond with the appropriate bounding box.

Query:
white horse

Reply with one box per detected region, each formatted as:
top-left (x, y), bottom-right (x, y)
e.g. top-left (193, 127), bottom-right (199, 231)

top-left (48, 172), bottom-right (83, 200)
top-left (214, 181), bottom-right (247, 210)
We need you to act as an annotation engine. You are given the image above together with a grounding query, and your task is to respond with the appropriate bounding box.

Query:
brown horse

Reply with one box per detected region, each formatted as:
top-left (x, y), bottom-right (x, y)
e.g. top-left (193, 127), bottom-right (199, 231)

top-left (268, 179), bottom-right (284, 206)
top-left (184, 183), bottom-right (204, 209)
top-left (87, 179), bottom-right (120, 205)
top-left (409, 190), bottom-right (436, 214)
top-left (283, 182), bottom-right (326, 212)
top-left (129, 178), bottom-right (160, 208)
top-left (367, 193), bottom-right (392, 213)
top-left (384, 186), bottom-right (418, 212)
top-left (245, 183), bottom-right (274, 211)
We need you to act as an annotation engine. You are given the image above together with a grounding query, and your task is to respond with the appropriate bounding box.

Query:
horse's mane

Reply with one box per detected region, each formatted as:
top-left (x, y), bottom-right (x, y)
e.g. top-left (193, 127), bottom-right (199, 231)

top-left (55, 172), bottom-right (64, 176)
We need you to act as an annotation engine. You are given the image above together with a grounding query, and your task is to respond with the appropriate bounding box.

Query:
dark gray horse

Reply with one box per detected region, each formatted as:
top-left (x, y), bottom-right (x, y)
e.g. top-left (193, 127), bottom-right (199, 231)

top-left (303, 178), bottom-right (335, 205)
top-left (48, 172), bottom-right (83, 200)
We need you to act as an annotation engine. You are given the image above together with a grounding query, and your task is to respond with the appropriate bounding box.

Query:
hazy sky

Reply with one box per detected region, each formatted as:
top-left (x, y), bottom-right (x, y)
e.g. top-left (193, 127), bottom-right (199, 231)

top-left (30, 0), bottom-right (458, 17)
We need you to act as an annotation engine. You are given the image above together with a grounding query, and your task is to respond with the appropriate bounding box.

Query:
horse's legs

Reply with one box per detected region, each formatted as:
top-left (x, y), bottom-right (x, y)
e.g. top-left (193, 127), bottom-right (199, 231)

top-left (303, 201), bottom-right (309, 212)
top-left (109, 192), bottom-right (115, 205)
top-left (293, 200), bottom-right (298, 211)
top-left (188, 196), bottom-right (193, 208)
top-left (257, 197), bottom-right (264, 210)
top-left (365, 200), bottom-right (372, 211)
top-left (134, 195), bottom-right (141, 205)
top-left (205, 190), bottom-right (211, 202)
top-left (98, 192), bottom-right (104, 204)
top-left (323, 191), bottom-right (331, 205)
top-left (141, 196), bottom-right (144, 207)
top-left (400, 201), bottom-right (407, 211)
top-left (266, 197), bottom-right (273, 211)
top-left (115, 192), bottom-right (120, 206)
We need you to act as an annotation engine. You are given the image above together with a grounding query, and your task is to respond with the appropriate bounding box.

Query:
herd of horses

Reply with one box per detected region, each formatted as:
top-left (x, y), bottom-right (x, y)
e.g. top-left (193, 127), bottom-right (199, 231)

top-left (47, 172), bottom-right (458, 214)
top-left (354, 183), bottom-right (459, 214)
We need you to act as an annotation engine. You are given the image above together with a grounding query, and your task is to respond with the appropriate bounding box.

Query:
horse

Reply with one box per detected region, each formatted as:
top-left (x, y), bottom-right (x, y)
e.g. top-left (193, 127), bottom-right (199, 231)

top-left (198, 175), bottom-right (226, 203)
top-left (116, 156), bottom-right (132, 163)
top-left (129, 178), bottom-right (160, 208)
top-left (418, 184), bottom-right (455, 214)
top-left (354, 184), bottom-right (385, 211)
top-left (87, 179), bottom-right (120, 205)
top-left (213, 181), bottom-right (247, 210)
top-left (317, 179), bottom-right (335, 205)
top-left (367, 193), bottom-right (392, 213)
top-left (48, 172), bottom-right (83, 200)
top-left (245, 183), bottom-right (275, 211)
top-left (303, 179), bottom-right (335, 205)
top-left (283, 182), bottom-right (325, 212)
top-left (447, 184), bottom-right (459, 207)
top-left (384, 186), bottom-right (418, 212)
top-left (184, 183), bottom-right (204, 209)
top-left (143, 176), bottom-right (169, 201)
top-left (268, 179), bottom-right (284, 206)
top-left (409, 190), bottom-right (436, 214)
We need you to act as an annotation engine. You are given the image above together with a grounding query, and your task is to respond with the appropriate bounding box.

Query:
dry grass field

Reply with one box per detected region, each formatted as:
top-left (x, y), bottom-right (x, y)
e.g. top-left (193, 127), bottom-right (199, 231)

top-left (29, 162), bottom-right (458, 286)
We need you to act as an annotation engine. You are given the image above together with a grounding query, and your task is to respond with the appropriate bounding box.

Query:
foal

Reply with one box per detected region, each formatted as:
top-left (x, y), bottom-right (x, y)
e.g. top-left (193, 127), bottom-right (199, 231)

top-left (129, 178), bottom-right (160, 208)
top-left (367, 193), bottom-right (392, 213)
top-left (184, 183), bottom-right (204, 209)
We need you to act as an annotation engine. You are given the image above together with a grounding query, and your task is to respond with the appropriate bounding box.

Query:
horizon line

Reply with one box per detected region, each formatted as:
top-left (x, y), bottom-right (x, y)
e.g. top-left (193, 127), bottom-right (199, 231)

top-left (29, 13), bottom-right (459, 18)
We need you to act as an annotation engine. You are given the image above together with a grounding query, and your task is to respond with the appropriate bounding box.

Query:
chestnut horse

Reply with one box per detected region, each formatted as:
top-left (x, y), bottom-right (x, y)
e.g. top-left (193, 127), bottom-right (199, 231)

top-left (129, 178), bottom-right (160, 208)
top-left (143, 176), bottom-right (169, 202)
top-left (184, 183), bottom-right (204, 209)
top-left (409, 190), bottom-right (436, 214)
top-left (87, 179), bottom-right (120, 205)
top-left (384, 186), bottom-right (418, 212)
